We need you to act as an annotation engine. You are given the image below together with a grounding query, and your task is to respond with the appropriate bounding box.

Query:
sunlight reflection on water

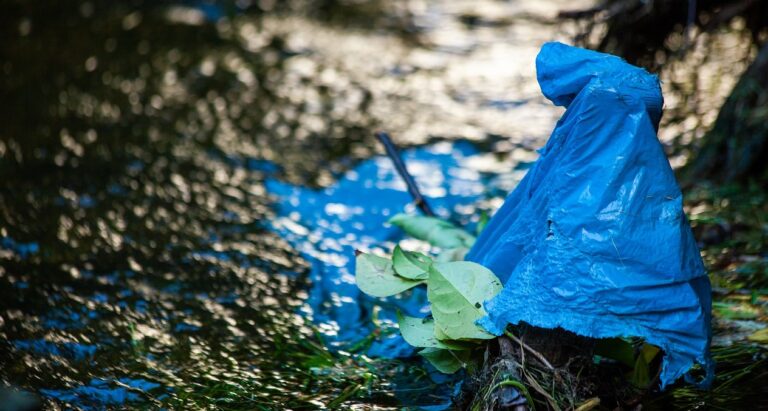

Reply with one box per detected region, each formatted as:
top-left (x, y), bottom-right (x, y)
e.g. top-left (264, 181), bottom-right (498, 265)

top-left (0, 0), bottom-right (585, 408)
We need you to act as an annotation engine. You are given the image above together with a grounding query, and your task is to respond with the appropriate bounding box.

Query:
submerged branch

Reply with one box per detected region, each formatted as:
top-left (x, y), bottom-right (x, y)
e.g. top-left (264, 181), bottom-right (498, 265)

top-left (375, 131), bottom-right (435, 216)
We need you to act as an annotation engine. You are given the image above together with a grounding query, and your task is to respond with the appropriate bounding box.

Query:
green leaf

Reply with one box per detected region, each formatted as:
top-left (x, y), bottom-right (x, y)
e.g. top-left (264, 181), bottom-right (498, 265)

top-left (418, 347), bottom-right (471, 374)
top-left (397, 312), bottom-right (444, 348)
top-left (389, 214), bottom-right (476, 248)
top-left (630, 353), bottom-right (651, 387)
top-left (594, 339), bottom-right (661, 387)
top-left (434, 323), bottom-right (451, 340)
top-left (392, 245), bottom-right (432, 280)
top-left (435, 247), bottom-right (469, 262)
top-left (397, 312), bottom-right (474, 350)
top-left (640, 344), bottom-right (660, 363)
top-left (355, 253), bottom-right (423, 298)
top-left (427, 261), bottom-right (502, 340)
top-left (594, 338), bottom-right (636, 368)
top-left (630, 343), bottom-right (660, 388)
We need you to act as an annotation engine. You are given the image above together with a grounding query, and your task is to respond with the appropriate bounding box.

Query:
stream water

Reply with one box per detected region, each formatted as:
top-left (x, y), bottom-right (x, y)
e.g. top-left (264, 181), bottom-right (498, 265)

top-left (0, 1), bottom-right (572, 408)
top-left (1, 1), bottom-right (764, 410)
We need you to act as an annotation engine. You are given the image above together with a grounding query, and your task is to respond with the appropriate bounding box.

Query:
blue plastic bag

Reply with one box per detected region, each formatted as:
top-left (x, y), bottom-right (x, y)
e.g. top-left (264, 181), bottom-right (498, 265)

top-left (467, 42), bottom-right (712, 389)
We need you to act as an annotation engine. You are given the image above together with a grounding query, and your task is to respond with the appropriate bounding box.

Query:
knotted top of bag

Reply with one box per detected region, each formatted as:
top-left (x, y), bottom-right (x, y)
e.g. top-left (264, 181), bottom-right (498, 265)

top-left (537, 42), bottom-right (663, 129)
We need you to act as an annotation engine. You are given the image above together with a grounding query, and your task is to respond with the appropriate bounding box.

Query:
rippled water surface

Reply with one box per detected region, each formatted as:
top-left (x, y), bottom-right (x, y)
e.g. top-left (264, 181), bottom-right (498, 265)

top-left (0, 1), bottom-right (579, 408)
top-left (4, 1), bottom-right (763, 410)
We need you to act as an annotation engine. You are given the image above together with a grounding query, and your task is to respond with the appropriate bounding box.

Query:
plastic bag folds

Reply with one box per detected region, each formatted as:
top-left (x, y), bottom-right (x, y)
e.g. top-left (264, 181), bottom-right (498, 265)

top-left (467, 42), bottom-right (712, 389)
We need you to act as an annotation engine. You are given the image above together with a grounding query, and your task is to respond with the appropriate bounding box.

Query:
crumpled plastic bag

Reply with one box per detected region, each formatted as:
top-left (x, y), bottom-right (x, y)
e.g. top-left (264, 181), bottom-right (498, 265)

top-left (466, 42), bottom-right (712, 389)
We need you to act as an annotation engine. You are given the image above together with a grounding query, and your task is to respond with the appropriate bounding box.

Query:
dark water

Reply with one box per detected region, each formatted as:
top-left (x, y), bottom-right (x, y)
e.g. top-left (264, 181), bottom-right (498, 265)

top-left (0, 2), bottom-right (332, 408)
top-left (2, 1), bottom-right (765, 410)
top-left (0, 1), bottom-right (561, 409)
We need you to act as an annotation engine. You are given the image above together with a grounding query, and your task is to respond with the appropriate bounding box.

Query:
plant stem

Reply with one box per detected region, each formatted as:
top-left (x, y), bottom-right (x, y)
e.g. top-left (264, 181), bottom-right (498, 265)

top-left (504, 330), bottom-right (555, 370)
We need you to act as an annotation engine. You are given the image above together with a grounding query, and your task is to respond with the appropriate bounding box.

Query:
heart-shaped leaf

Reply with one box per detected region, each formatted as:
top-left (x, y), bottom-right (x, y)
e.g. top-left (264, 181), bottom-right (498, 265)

top-left (427, 261), bottom-right (502, 340)
top-left (389, 214), bottom-right (476, 249)
top-left (355, 252), bottom-right (423, 297)
top-left (397, 312), bottom-right (474, 350)
top-left (392, 245), bottom-right (432, 280)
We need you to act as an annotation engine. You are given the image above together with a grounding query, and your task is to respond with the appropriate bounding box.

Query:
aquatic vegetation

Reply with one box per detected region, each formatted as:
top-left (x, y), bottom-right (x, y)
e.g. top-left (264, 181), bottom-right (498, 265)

top-left (354, 212), bottom-right (680, 410)
top-left (356, 214), bottom-right (502, 373)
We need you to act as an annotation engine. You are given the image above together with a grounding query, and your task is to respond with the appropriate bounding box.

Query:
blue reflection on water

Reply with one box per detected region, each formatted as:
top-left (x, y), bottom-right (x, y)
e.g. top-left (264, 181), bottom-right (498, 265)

top-left (1, 237), bottom-right (39, 259)
top-left (40, 378), bottom-right (162, 409)
top-left (265, 141), bottom-right (492, 357)
top-left (12, 141), bottom-right (505, 409)
top-left (14, 340), bottom-right (97, 362)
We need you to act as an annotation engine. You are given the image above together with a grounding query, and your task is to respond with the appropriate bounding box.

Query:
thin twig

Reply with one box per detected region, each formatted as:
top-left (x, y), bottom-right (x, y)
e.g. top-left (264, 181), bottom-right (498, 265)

top-left (504, 330), bottom-right (555, 371)
top-left (523, 371), bottom-right (560, 411)
top-left (574, 397), bottom-right (600, 411)
top-left (375, 131), bottom-right (435, 216)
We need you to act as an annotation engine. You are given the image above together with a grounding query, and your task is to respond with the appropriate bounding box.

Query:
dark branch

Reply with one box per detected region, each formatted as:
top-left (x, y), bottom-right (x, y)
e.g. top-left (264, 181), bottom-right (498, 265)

top-left (375, 131), bottom-right (435, 217)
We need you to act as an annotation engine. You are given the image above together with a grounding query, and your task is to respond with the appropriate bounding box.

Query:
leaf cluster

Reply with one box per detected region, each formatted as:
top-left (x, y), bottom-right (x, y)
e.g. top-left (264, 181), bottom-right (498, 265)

top-left (355, 214), bottom-right (502, 373)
